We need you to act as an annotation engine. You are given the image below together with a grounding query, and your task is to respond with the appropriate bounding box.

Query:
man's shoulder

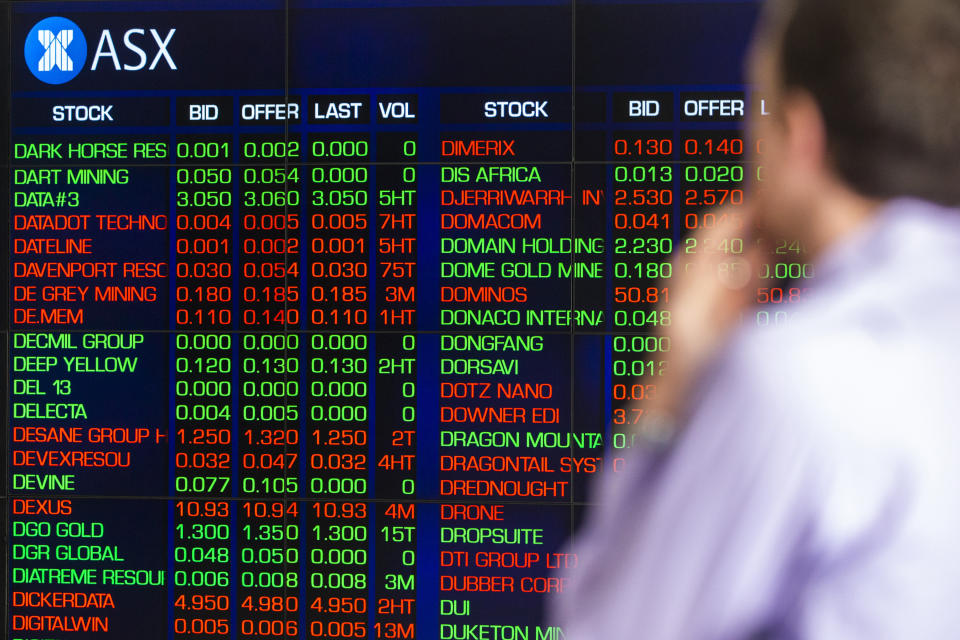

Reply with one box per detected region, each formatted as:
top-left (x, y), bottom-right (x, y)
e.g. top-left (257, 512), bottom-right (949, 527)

top-left (722, 317), bottom-right (889, 403)
top-left (710, 315), bottom-right (916, 452)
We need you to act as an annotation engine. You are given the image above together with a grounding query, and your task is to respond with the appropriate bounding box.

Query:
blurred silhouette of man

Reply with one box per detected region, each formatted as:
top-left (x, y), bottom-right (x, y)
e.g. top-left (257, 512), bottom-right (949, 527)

top-left (550, 0), bottom-right (960, 637)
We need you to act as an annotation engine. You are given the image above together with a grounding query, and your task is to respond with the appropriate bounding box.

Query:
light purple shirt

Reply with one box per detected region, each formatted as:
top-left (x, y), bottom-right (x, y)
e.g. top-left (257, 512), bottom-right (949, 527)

top-left (550, 198), bottom-right (960, 639)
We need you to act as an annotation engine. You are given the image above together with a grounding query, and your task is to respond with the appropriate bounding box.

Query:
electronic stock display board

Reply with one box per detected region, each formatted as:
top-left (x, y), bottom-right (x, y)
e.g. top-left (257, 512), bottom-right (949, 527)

top-left (4, 1), bottom-right (765, 637)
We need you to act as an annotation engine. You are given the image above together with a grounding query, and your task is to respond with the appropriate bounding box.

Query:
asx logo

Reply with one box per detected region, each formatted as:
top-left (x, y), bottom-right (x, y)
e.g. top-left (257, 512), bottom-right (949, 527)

top-left (25, 16), bottom-right (176, 85)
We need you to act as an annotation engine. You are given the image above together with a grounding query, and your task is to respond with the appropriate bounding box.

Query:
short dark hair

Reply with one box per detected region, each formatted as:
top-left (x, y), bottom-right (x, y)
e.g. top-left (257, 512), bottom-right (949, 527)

top-left (764, 0), bottom-right (960, 205)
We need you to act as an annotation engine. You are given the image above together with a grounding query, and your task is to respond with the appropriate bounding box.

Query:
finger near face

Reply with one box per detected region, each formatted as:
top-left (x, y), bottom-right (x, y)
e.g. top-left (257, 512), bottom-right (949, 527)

top-left (717, 257), bottom-right (753, 290)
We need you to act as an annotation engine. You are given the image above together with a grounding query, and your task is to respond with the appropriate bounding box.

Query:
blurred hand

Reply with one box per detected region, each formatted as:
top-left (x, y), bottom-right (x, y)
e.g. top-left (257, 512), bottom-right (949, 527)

top-left (646, 203), bottom-right (764, 419)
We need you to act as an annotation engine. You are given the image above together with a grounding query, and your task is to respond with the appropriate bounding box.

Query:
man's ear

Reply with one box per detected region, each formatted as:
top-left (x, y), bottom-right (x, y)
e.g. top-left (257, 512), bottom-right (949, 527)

top-left (780, 88), bottom-right (828, 174)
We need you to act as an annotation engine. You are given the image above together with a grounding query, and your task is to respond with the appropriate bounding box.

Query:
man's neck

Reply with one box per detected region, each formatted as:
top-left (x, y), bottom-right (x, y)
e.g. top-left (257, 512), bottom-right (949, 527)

top-left (803, 184), bottom-right (883, 260)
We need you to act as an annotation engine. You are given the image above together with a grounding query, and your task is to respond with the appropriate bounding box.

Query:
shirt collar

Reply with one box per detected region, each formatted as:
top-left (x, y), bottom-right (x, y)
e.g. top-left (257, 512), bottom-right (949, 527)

top-left (810, 197), bottom-right (960, 291)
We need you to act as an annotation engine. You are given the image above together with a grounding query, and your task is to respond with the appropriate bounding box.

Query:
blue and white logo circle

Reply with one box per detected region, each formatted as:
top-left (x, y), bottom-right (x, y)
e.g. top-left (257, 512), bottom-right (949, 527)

top-left (24, 17), bottom-right (87, 84)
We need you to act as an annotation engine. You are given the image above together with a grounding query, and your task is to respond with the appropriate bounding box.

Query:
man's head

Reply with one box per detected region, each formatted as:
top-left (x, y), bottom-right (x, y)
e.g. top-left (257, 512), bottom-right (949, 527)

top-left (749, 0), bottom-right (960, 247)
